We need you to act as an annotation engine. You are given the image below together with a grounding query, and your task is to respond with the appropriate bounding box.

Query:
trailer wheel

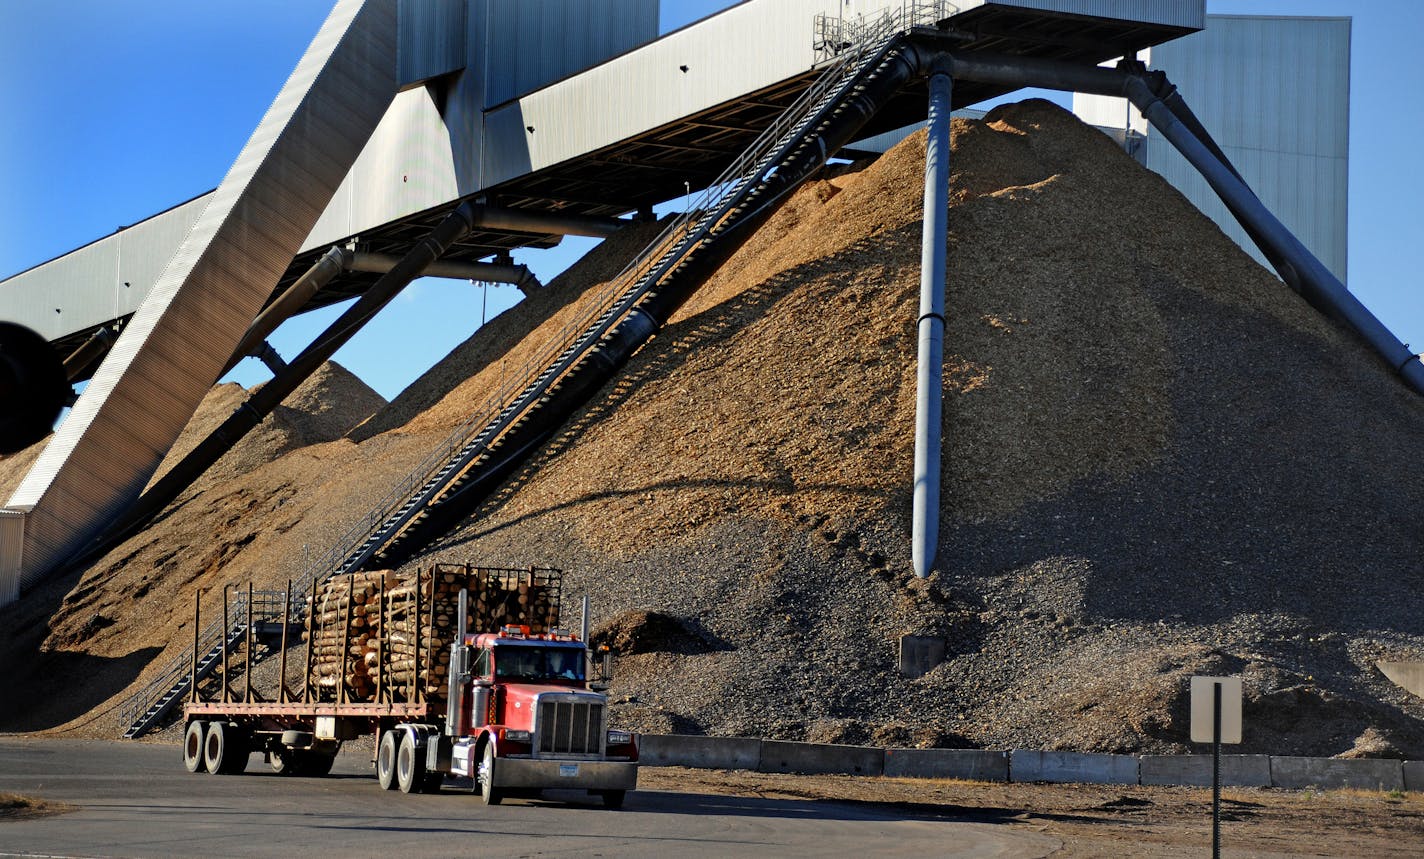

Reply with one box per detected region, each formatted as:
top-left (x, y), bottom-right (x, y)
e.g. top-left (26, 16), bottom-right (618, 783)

top-left (477, 742), bottom-right (502, 806)
top-left (396, 731), bottom-right (424, 794)
top-left (377, 730), bottom-right (399, 790)
top-left (183, 721), bottom-right (207, 773)
top-left (203, 722), bottom-right (248, 775)
top-left (269, 750), bottom-right (296, 775)
top-left (600, 790), bottom-right (626, 810)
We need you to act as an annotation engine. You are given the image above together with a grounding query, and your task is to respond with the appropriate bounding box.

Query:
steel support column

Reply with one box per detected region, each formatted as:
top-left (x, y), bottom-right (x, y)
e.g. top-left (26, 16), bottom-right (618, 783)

top-left (913, 71), bottom-right (952, 579)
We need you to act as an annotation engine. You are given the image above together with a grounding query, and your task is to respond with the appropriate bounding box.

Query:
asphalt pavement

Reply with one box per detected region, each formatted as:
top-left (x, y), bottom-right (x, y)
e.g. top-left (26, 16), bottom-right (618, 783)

top-left (0, 738), bottom-right (1059, 857)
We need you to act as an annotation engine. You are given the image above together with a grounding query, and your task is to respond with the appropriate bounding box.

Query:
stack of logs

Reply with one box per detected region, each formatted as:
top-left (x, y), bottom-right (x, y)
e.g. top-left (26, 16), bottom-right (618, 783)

top-left (305, 564), bottom-right (562, 704)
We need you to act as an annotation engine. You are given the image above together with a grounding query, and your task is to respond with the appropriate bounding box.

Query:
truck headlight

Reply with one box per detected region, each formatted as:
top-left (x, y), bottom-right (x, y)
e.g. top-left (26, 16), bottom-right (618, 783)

top-left (606, 730), bottom-right (632, 745)
top-left (504, 730), bottom-right (531, 743)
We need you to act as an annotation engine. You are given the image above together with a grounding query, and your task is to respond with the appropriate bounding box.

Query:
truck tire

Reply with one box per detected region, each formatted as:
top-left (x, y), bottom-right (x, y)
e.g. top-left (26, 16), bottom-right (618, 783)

top-left (203, 722), bottom-right (248, 775)
top-left (396, 731), bottom-right (424, 794)
top-left (183, 721), bottom-right (207, 773)
top-left (478, 742), bottom-right (502, 806)
top-left (601, 790), bottom-right (626, 810)
top-left (377, 730), bottom-right (399, 790)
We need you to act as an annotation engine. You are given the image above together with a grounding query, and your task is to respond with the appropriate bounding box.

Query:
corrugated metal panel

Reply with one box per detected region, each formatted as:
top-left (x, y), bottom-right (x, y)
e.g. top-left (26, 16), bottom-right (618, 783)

top-left (480, 0), bottom-right (659, 108)
top-left (977, 0), bottom-right (1203, 29)
top-left (306, 86), bottom-right (460, 250)
top-left (397, 0), bottom-right (466, 89)
top-left (0, 510), bottom-right (23, 605)
top-left (482, 0), bottom-right (853, 188)
top-left (6, 0), bottom-right (400, 596)
top-left (1147, 15), bottom-right (1350, 280)
top-left (115, 195), bottom-right (209, 314)
top-left (0, 239), bottom-right (118, 342)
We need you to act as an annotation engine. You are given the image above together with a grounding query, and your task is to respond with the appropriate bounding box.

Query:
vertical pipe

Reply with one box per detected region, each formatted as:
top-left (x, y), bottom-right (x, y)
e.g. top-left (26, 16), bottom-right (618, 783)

top-left (413, 570), bottom-right (422, 704)
top-left (278, 579), bottom-right (291, 704)
top-left (423, 572), bottom-right (436, 705)
top-left (190, 590), bottom-right (200, 704)
top-left (912, 72), bottom-right (952, 579)
top-left (341, 574), bottom-right (353, 705)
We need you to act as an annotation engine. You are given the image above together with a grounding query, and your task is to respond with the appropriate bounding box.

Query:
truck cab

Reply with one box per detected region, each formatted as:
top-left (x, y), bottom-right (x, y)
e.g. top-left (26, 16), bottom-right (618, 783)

top-left (444, 625), bottom-right (638, 807)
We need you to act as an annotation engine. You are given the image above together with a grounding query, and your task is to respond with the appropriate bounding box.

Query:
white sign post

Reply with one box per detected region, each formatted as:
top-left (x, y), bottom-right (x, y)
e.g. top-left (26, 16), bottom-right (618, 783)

top-left (1191, 676), bottom-right (1243, 859)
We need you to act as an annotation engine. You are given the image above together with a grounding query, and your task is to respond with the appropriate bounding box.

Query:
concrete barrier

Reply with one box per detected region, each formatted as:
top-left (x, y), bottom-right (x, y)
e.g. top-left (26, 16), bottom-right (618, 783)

top-left (883, 748), bottom-right (1008, 782)
top-left (1010, 750), bottom-right (1139, 785)
top-left (1140, 754), bottom-right (1271, 788)
top-left (758, 741), bottom-right (885, 776)
top-left (1270, 757), bottom-right (1404, 792)
top-left (638, 735), bottom-right (761, 771)
top-left (1403, 761), bottom-right (1424, 793)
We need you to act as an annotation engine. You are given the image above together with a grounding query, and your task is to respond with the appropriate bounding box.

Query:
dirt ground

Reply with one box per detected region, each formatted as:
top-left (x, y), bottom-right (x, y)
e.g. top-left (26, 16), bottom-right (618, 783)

top-left (639, 767), bottom-right (1424, 857)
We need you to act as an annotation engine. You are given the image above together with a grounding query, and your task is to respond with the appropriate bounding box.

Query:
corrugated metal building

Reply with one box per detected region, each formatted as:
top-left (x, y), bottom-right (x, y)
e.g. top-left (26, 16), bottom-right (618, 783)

top-left (1074, 14), bottom-right (1351, 282)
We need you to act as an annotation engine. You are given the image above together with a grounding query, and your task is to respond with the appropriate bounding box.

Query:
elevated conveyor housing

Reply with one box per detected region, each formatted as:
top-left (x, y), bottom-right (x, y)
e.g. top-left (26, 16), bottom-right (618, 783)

top-left (118, 9), bottom-right (933, 738)
top-left (1, 0), bottom-right (400, 603)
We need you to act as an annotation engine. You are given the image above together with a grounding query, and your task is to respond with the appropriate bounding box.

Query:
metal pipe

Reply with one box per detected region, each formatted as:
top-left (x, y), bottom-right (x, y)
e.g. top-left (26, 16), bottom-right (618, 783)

top-left (190, 590), bottom-right (200, 704)
top-left (1124, 76), bottom-right (1424, 395)
top-left (468, 204), bottom-right (623, 239)
top-left (62, 326), bottom-right (115, 382)
top-left (255, 341), bottom-right (288, 374)
top-left (343, 251), bottom-right (542, 292)
top-left (304, 579), bottom-right (316, 705)
top-left (377, 575), bottom-right (386, 704)
top-left (224, 245), bottom-right (346, 376)
top-left (341, 573), bottom-right (353, 705)
top-left (930, 48), bottom-right (1134, 98)
top-left (913, 72), bottom-right (952, 580)
top-left (220, 586), bottom-right (230, 705)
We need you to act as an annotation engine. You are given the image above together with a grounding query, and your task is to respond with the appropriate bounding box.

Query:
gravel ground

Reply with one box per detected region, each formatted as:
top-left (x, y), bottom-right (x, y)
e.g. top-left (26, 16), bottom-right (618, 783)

top-left (3, 101), bottom-right (1422, 759)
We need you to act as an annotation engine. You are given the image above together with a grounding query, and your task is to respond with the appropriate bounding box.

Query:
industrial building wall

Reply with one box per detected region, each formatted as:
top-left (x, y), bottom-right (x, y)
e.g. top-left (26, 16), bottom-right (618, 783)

top-left (1074, 15), bottom-right (1350, 282)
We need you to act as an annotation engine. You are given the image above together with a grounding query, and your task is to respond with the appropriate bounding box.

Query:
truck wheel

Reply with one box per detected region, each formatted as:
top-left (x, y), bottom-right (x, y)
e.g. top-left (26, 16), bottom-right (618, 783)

top-left (377, 731), bottom-right (399, 790)
top-left (183, 721), bottom-right (207, 773)
top-left (396, 731), bottom-right (425, 794)
top-left (477, 743), bottom-right (502, 806)
top-left (203, 722), bottom-right (248, 775)
top-left (269, 750), bottom-right (296, 775)
top-left (601, 790), bottom-right (626, 810)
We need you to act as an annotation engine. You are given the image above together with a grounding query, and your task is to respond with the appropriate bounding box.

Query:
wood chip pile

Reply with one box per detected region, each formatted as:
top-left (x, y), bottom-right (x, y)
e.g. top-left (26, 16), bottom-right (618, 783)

top-left (305, 565), bottom-right (562, 704)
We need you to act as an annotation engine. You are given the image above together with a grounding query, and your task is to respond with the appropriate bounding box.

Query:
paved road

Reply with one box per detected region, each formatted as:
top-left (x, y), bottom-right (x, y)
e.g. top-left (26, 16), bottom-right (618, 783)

top-left (0, 738), bottom-right (1059, 858)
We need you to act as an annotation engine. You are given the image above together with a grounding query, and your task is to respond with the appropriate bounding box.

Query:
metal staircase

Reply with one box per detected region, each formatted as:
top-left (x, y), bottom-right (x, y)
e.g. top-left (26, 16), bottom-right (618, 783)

top-left (118, 3), bottom-right (948, 738)
top-left (118, 589), bottom-right (293, 738)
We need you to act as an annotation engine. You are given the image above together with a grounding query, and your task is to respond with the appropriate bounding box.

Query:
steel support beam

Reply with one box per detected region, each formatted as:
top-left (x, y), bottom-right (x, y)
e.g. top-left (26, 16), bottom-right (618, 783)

top-left (343, 252), bottom-right (541, 292)
top-left (913, 72), bottom-right (952, 579)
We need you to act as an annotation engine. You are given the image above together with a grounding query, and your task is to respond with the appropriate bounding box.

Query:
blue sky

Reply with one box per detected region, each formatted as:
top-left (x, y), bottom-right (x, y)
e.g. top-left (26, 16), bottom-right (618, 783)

top-left (2, 1), bottom-right (1419, 400)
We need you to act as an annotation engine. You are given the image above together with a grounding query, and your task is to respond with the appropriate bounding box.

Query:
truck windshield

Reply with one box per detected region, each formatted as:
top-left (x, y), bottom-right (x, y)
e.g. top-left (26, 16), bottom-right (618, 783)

top-left (493, 645), bottom-right (585, 682)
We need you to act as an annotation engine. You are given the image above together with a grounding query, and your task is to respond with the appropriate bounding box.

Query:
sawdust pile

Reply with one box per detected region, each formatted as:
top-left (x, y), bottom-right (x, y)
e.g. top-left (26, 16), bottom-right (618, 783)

top-left (4, 100), bottom-right (1423, 758)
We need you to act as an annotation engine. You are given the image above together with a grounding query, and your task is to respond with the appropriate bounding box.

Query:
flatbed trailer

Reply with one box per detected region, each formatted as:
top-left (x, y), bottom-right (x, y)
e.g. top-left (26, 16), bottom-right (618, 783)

top-left (179, 566), bottom-right (638, 806)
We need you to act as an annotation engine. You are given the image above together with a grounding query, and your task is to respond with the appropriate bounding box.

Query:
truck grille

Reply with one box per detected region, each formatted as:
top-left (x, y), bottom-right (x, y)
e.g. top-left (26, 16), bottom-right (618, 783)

top-left (535, 695), bottom-right (604, 757)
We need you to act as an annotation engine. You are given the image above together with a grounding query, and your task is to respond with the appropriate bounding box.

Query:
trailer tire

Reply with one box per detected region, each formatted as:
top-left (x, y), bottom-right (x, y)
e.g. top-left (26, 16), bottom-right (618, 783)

top-left (396, 731), bottom-right (424, 794)
top-left (478, 742), bottom-right (502, 806)
top-left (601, 789), bottom-right (626, 810)
top-left (203, 722), bottom-right (247, 775)
top-left (377, 731), bottom-right (399, 790)
top-left (269, 750), bottom-right (296, 775)
top-left (183, 721), bottom-right (207, 773)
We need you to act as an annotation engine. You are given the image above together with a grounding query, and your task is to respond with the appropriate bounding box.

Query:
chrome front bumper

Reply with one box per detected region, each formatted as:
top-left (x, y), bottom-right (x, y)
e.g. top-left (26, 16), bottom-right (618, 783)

top-left (493, 758), bottom-right (638, 791)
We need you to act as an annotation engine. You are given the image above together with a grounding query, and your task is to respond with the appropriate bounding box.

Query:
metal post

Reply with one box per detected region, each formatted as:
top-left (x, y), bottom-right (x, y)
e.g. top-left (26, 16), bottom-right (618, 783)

top-left (413, 570), bottom-right (422, 704)
top-left (278, 579), bottom-right (291, 704)
top-left (190, 590), bottom-right (200, 704)
top-left (912, 71), bottom-right (952, 579)
top-left (377, 575), bottom-right (386, 704)
top-left (304, 579), bottom-right (317, 704)
top-left (244, 582), bottom-right (253, 703)
top-left (1213, 682), bottom-right (1222, 859)
top-left (220, 586), bottom-right (230, 704)
top-left (341, 574), bottom-right (354, 705)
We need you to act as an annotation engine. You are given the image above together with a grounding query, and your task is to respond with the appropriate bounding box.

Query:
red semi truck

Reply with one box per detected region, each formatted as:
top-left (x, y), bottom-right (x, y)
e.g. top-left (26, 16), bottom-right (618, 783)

top-left (180, 567), bottom-right (638, 807)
